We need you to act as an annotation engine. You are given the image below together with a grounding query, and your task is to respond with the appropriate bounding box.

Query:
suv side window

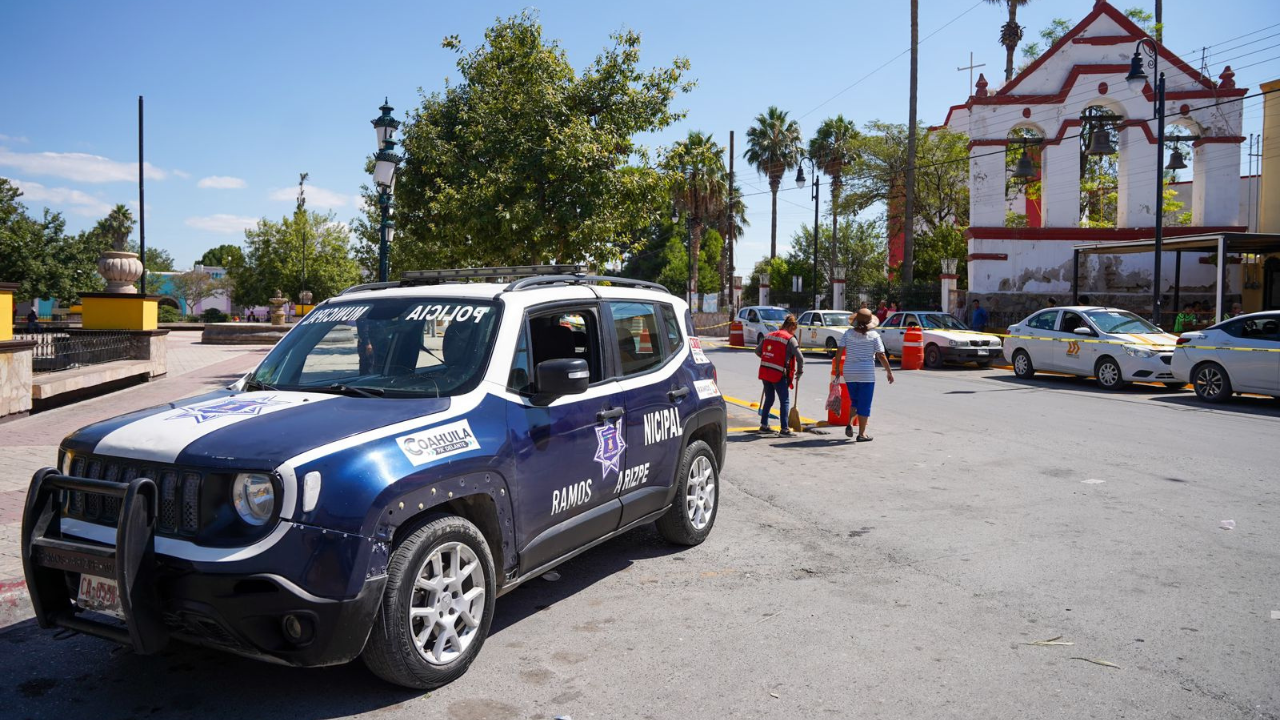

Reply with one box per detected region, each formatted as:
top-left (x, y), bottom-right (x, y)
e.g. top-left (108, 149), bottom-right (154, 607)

top-left (521, 309), bottom-right (604, 394)
top-left (660, 304), bottom-right (684, 354)
top-left (1027, 311), bottom-right (1058, 330)
top-left (610, 301), bottom-right (666, 376)
top-left (508, 323), bottom-right (534, 395)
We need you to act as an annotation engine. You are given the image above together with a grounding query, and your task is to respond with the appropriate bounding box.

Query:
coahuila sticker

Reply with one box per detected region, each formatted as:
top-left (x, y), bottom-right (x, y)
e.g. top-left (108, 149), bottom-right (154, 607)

top-left (693, 379), bottom-right (721, 399)
top-left (397, 420), bottom-right (480, 466)
top-left (689, 337), bottom-right (710, 364)
top-left (593, 418), bottom-right (626, 477)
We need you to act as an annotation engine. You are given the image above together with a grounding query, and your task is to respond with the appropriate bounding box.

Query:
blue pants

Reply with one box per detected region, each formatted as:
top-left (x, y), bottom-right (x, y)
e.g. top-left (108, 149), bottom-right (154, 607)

top-left (760, 378), bottom-right (790, 429)
top-left (845, 381), bottom-right (876, 417)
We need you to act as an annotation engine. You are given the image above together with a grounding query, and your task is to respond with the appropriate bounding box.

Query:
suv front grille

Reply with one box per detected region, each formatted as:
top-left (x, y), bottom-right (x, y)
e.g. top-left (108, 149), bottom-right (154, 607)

top-left (66, 455), bottom-right (204, 537)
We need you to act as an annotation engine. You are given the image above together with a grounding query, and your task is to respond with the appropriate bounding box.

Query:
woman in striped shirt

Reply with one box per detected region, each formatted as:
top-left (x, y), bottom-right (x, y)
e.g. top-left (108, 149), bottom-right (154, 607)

top-left (838, 308), bottom-right (895, 441)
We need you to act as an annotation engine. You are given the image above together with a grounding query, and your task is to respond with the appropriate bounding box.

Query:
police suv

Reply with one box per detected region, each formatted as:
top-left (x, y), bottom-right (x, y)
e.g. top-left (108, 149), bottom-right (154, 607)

top-left (21, 266), bottom-right (726, 689)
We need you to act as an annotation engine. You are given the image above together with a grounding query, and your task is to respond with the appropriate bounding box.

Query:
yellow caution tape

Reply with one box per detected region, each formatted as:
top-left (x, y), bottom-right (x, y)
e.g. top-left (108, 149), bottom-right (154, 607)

top-left (694, 321), bottom-right (733, 331)
top-left (930, 328), bottom-right (1280, 353)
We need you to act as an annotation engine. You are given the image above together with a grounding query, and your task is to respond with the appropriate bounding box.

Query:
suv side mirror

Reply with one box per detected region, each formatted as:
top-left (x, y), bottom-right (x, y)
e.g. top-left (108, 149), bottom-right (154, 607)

top-left (1073, 326), bottom-right (1094, 336)
top-left (533, 358), bottom-right (589, 405)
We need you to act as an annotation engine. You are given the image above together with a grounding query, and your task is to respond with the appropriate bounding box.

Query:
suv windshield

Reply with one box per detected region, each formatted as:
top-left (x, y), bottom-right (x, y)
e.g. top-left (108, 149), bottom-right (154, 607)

top-left (758, 308), bottom-right (788, 322)
top-left (1085, 310), bottom-right (1161, 334)
top-left (822, 313), bottom-right (852, 327)
top-left (920, 314), bottom-right (967, 331)
top-left (248, 297), bottom-right (499, 397)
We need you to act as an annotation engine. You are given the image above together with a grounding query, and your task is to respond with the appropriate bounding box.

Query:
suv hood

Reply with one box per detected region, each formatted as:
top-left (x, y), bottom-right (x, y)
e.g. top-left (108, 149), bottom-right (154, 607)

top-left (63, 390), bottom-right (451, 471)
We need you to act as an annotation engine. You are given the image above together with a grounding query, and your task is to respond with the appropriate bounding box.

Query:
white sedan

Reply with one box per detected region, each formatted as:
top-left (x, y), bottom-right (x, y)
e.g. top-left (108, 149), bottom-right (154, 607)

top-left (797, 310), bottom-right (853, 356)
top-left (1005, 306), bottom-right (1180, 390)
top-left (1173, 311), bottom-right (1280, 402)
top-left (878, 311), bottom-right (1003, 368)
top-left (735, 305), bottom-right (790, 347)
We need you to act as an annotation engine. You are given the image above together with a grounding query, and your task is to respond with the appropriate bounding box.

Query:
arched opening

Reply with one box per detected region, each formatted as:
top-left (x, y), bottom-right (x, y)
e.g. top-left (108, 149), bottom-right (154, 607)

top-left (1163, 117), bottom-right (1202, 227)
top-left (1079, 105), bottom-right (1122, 227)
top-left (157, 296), bottom-right (180, 310)
top-left (1005, 124), bottom-right (1045, 228)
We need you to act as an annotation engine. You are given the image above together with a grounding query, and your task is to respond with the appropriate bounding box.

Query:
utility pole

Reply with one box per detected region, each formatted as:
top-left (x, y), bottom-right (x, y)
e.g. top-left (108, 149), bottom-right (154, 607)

top-left (1155, 0), bottom-right (1163, 42)
top-left (297, 172), bottom-right (309, 296)
top-left (902, 0), bottom-right (919, 286)
top-left (138, 96), bottom-right (146, 295)
top-left (727, 130), bottom-right (735, 312)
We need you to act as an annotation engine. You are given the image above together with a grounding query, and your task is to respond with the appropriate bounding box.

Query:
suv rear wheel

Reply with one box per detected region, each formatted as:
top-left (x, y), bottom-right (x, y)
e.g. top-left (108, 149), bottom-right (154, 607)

top-left (1193, 362), bottom-right (1232, 403)
top-left (656, 440), bottom-right (719, 546)
top-left (363, 514), bottom-right (496, 689)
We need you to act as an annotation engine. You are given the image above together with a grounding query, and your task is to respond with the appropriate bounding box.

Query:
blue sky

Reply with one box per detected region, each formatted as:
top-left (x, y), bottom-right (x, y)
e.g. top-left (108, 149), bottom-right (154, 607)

top-left (1, 0), bottom-right (1275, 272)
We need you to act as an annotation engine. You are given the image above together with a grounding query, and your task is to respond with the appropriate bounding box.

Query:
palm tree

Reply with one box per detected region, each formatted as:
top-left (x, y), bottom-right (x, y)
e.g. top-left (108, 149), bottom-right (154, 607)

top-left (665, 131), bottom-right (728, 305)
top-left (745, 107), bottom-right (802, 259)
top-left (808, 116), bottom-right (861, 300)
top-left (984, 0), bottom-right (1031, 83)
top-left (95, 204), bottom-right (135, 251)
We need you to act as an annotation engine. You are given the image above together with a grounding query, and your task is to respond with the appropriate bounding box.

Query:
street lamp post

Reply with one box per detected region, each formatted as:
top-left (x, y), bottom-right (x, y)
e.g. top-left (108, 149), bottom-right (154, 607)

top-left (371, 99), bottom-right (403, 283)
top-left (795, 158), bottom-right (820, 310)
top-left (1126, 39), bottom-right (1170, 328)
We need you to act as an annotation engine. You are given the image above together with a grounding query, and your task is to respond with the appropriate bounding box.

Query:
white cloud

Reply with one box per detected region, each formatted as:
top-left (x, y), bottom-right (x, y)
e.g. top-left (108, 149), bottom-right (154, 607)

top-left (198, 175), bottom-right (246, 189)
top-left (5, 177), bottom-right (113, 217)
top-left (0, 148), bottom-right (166, 183)
top-left (185, 214), bottom-right (258, 234)
top-left (268, 185), bottom-right (359, 209)
top-left (172, 169), bottom-right (191, 179)
top-left (0, 134), bottom-right (30, 144)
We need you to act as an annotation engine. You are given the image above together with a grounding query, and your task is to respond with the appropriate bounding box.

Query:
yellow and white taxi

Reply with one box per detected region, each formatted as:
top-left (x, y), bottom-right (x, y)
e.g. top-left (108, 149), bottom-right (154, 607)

top-left (796, 310), bottom-right (853, 356)
top-left (1005, 306), bottom-right (1180, 390)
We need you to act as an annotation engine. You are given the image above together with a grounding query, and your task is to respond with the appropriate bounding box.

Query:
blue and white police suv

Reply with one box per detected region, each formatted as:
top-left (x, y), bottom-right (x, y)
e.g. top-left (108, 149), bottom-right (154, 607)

top-left (21, 266), bottom-right (726, 689)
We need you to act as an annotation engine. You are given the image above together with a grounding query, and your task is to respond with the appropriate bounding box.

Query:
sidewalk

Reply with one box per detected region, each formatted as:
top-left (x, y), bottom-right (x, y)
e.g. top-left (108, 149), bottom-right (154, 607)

top-left (0, 334), bottom-right (268, 624)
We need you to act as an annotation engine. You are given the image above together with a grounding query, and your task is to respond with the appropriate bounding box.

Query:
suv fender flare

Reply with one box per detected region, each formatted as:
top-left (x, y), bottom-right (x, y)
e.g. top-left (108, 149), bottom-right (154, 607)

top-left (667, 404), bottom-right (727, 505)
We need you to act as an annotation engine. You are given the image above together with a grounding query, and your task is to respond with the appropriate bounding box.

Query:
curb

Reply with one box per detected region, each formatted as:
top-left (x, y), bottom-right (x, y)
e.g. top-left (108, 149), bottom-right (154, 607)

top-left (0, 578), bottom-right (32, 628)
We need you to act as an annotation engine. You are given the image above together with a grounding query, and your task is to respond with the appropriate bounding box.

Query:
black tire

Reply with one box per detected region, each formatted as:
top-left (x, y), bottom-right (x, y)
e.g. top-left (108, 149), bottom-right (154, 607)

top-left (1163, 382), bottom-right (1186, 390)
top-left (825, 337), bottom-right (839, 358)
top-left (976, 359), bottom-right (993, 369)
top-left (755, 334), bottom-right (764, 353)
top-left (1095, 357), bottom-right (1129, 390)
top-left (1012, 349), bottom-right (1035, 379)
top-left (656, 440), bottom-right (719, 546)
top-left (362, 514), bottom-right (497, 690)
top-left (923, 344), bottom-right (944, 369)
top-left (1192, 362), bottom-right (1232, 403)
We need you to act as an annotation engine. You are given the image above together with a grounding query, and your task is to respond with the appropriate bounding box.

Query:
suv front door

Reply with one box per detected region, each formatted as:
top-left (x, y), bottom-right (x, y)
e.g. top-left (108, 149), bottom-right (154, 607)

top-left (507, 305), bottom-right (625, 573)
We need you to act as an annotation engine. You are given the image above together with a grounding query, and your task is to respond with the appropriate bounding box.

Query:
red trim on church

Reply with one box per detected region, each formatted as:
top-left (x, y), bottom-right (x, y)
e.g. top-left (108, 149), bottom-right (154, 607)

top-left (964, 226), bottom-right (1247, 241)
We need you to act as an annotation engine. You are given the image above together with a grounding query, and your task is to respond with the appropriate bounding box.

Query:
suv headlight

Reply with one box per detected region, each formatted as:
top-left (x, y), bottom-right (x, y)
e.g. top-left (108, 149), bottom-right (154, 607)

top-left (232, 473), bottom-right (276, 526)
top-left (1123, 345), bottom-right (1158, 359)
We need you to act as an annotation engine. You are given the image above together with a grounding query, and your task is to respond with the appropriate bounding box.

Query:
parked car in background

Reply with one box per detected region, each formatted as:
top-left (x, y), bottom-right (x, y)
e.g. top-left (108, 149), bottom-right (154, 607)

top-left (736, 305), bottom-right (790, 347)
top-left (1173, 311), bottom-right (1280, 402)
top-left (878, 311), bottom-right (1003, 368)
top-left (796, 310), bottom-right (853, 356)
top-left (1005, 306), bottom-right (1179, 390)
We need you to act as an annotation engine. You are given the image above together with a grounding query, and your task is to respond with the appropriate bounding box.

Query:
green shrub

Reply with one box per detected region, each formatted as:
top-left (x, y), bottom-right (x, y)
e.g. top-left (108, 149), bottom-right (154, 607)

top-left (201, 308), bottom-right (228, 324)
top-left (158, 305), bottom-right (182, 323)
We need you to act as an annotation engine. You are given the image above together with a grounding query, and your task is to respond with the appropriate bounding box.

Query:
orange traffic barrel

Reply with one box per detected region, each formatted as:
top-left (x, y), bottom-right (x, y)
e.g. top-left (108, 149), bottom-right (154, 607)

top-left (729, 321), bottom-right (744, 347)
top-left (827, 348), bottom-right (852, 426)
top-left (901, 326), bottom-right (924, 370)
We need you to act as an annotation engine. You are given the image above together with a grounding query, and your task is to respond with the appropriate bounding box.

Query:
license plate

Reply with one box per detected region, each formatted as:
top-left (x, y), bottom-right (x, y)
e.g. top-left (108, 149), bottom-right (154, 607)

top-left (977, 349), bottom-right (989, 356)
top-left (77, 575), bottom-right (123, 619)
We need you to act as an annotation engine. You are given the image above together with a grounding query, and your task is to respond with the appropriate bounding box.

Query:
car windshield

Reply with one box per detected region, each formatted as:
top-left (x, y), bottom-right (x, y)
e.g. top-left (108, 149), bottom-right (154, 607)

top-left (920, 314), bottom-right (967, 331)
top-left (822, 313), bottom-right (852, 327)
top-left (248, 297), bottom-right (500, 397)
top-left (758, 308), bottom-right (788, 322)
top-left (1085, 310), bottom-right (1161, 335)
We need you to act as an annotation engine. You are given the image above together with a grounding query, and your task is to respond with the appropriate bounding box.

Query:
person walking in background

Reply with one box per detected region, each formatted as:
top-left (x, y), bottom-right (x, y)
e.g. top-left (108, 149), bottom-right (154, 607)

top-left (755, 314), bottom-right (804, 437)
top-left (25, 308), bottom-right (39, 333)
top-left (968, 299), bottom-right (989, 332)
top-left (838, 308), bottom-right (894, 442)
top-left (874, 300), bottom-right (889, 322)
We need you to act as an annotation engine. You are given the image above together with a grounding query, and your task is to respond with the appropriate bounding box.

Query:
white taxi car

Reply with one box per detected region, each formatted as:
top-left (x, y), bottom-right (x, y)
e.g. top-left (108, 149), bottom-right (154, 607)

top-left (1172, 311), bottom-right (1280, 402)
top-left (1005, 306), bottom-right (1180, 390)
top-left (878, 311), bottom-right (1003, 368)
top-left (797, 310), bottom-right (853, 356)
top-left (735, 305), bottom-right (790, 348)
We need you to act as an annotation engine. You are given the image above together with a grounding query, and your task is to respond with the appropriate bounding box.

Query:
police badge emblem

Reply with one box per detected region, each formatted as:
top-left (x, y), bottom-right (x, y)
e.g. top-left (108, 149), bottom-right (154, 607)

top-left (593, 417), bottom-right (626, 477)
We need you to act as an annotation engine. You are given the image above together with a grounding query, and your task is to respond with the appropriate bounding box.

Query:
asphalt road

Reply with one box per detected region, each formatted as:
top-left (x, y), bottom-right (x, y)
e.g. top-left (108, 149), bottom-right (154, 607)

top-left (2, 344), bottom-right (1276, 720)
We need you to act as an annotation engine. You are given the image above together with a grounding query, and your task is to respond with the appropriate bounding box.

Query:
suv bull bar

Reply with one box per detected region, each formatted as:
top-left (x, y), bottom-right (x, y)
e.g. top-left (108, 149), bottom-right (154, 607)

top-left (21, 467), bottom-right (169, 654)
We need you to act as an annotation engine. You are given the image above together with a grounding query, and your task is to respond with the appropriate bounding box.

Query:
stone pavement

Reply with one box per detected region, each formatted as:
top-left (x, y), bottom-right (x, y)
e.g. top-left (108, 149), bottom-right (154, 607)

top-left (0, 333), bottom-right (269, 620)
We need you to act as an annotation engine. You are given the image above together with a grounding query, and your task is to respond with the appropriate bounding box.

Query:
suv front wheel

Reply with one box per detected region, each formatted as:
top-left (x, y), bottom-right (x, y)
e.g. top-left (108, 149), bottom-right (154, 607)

top-left (656, 440), bottom-right (719, 546)
top-left (363, 514), bottom-right (496, 689)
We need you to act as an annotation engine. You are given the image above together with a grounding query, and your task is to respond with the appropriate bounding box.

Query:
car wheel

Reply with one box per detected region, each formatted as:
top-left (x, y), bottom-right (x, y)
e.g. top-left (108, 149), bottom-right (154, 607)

top-left (1012, 350), bottom-right (1035, 379)
top-left (923, 344), bottom-right (943, 369)
top-left (1095, 357), bottom-right (1128, 390)
top-left (1192, 362), bottom-right (1232, 403)
top-left (363, 514), bottom-right (496, 690)
top-left (825, 337), bottom-right (839, 358)
top-left (656, 440), bottom-right (719, 546)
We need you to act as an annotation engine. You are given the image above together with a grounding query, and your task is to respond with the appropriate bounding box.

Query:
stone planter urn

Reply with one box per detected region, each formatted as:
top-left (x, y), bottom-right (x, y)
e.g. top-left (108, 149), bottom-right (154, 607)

top-left (97, 251), bottom-right (144, 294)
top-left (269, 289), bottom-right (287, 326)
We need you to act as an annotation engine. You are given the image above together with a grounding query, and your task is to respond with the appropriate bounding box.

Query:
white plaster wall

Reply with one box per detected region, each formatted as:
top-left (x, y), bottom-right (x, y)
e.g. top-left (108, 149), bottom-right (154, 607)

top-left (1041, 143), bottom-right (1081, 226)
top-left (967, 237), bottom-right (1219, 295)
top-left (1117, 126), bottom-right (1159, 227)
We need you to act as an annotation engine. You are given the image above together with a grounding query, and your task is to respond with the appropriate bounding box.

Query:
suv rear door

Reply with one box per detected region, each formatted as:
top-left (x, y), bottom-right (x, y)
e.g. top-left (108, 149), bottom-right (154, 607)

top-left (506, 304), bottom-right (625, 573)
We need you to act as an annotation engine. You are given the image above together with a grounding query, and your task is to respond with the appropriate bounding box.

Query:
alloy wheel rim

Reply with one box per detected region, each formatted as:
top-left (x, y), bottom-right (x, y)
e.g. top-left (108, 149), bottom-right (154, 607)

top-left (1015, 354), bottom-right (1028, 374)
top-left (1100, 363), bottom-right (1119, 386)
top-left (1197, 368), bottom-right (1223, 397)
top-left (685, 455), bottom-right (716, 531)
top-left (408, 541), bottom-right (485, 666)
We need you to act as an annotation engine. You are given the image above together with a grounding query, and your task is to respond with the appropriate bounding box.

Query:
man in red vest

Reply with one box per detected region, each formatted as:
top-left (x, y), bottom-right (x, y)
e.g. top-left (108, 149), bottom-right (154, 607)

top-left (755, 314), bottom-right (804, 436)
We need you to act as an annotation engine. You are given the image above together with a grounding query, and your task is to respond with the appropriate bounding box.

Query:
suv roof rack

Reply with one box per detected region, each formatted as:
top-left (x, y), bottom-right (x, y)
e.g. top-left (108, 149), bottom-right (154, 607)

top-left (400, 265), bottom-right (587, 285)
top-left (339, 281), bottom-right (400, 295)
top-left (505, 274), bottom-right (669, 294)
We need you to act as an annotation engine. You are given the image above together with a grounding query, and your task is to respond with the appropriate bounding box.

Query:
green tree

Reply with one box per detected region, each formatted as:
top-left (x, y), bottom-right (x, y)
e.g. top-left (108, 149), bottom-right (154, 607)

top-left (122, 239), bottom-right (175, 272)
top-left (227, 211), bottom-right (361, 307)
top-left (744, 106), bottom-right (803, 259)
top-left (94, 204), bottom-right (134, 251)
top-left (839, 122), bottom-right (970, 236)
top-left (912, 224), bottom-right (968, 286)
top-left (664, 131), bottom-right (728, 303)
top-left (376, 12), bottom-right (693, 277)
top-left (168, 269), bottom-right (217, 315)
top-left (984, 0), bottom-right (1033, 82)
top-left (0, 179), bottom-right (108, 303)
top-left (808, 115), bottom-right (861, 284)
top-left (198, 243), bottom-right (245, 268)
top-left (785, 219), bottom-right (889, 307)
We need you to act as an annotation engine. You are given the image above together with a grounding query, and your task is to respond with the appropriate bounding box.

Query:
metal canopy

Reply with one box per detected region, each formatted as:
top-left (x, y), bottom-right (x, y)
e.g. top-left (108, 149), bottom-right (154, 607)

top-left (1073, 232), bottom-right (1280, 256)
